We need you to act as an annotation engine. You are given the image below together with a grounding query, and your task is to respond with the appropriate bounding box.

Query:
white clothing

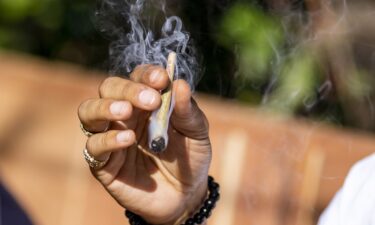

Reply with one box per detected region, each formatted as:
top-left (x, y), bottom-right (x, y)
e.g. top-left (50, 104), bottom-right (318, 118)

top-left (318, 153), bottom-right (375, 225)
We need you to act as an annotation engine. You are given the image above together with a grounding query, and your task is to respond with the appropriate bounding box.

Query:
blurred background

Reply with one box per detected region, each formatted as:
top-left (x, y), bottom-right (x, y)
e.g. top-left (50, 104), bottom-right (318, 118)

top-left (1, 0), bottom-right (375, 225)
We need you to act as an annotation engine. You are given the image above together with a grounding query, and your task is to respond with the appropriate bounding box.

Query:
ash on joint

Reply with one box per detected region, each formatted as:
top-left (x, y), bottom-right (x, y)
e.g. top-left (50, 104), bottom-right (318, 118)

top-left (151, 137), bottom-right (166, 153)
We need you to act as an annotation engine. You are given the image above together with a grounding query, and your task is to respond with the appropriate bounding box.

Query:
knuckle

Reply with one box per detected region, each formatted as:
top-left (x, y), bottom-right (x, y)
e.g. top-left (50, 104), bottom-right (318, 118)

top-left (97, 100), bottom-right (109, 116)
top-left (78, 99), bottom-right (94, 120)
top-left (130, 67), bottom-right (142, 80)
top-left (99, 77), bottom-right (116, 97)
top-left (147, 65), bottom-right (163, 76)
top-left (100, 132), bottom-right (110, 149)
top-left (86, 137), bottom-right (95, 152)
top-left (131, 64), bottom-right (151, 81)
top-left (121, 80), bottom-right (134, 97)
top-left (134, 64), bottom-right (148, 72)
top-left (152, 65), bottom-right (165, 73)
top-left (98, 80), bottom-right (108, 97)
top-left (192, 106), bottom-right (209, 135)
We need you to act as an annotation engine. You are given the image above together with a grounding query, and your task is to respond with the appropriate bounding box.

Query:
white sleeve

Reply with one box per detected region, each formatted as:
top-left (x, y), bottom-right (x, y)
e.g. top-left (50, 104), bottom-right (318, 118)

top-left (318, 153), bottom-right (375, 225)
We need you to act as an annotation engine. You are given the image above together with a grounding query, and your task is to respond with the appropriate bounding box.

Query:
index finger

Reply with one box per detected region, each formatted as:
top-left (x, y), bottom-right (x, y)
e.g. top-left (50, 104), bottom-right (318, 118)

top-left (99, 76), bottom-right (161, 111)
top-left (130, 65), bottom-right (170, 90)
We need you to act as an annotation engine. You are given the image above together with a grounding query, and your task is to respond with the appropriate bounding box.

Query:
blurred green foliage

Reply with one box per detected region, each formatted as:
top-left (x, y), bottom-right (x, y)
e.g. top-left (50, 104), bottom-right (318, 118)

top-left (218, 2), bottom-right (375, 130)
top-left (219, 3), bottom-right (319, 113)
top-left (0, 0), bottom-right (107, 67)
top-left (220, 4), bottom-right (283, 78)
top-left (268, 50), bottom-right (317, 113)
top-left (0, 0), bottom-right (374, 131)
top-left (0, 0), bottom-right (35, 22)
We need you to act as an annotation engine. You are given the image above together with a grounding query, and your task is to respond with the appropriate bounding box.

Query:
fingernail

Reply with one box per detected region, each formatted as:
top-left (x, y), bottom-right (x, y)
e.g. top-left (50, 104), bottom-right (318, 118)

top-left (150, 70), bottom-right (160, 83)
top-left (139, 90), bottom-right (156, 106)
top-left (110, 101), bottom-right (128, 115)
top-left (116, 131), bottom-right (131, 143)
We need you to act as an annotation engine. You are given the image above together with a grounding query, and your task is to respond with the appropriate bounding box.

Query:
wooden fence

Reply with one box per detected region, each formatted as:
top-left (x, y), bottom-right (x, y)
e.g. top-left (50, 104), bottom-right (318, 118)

top-left (0, 53), bottom-right (374, 225)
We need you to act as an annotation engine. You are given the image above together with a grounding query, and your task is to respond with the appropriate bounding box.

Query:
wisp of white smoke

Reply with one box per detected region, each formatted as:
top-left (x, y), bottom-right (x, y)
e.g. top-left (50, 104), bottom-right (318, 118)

top-left (96, 0), bottom-right (201, 90)
top-left (96, 0), bottom-right (201, 152)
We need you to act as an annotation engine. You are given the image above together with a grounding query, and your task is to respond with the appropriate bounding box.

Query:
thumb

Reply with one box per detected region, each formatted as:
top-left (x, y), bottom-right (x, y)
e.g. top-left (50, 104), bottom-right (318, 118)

top-left (170, 79), bottom-right (209, 140)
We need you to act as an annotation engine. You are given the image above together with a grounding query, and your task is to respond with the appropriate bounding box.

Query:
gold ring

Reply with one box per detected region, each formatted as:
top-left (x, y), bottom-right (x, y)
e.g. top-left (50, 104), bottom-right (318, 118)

top-left (83, 148), bottom-right (110, 169)
top-left (80, 123), bottom-right (94, 137)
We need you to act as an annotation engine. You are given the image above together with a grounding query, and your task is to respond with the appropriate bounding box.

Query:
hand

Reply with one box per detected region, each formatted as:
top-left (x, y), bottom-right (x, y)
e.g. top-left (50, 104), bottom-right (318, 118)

top-left (78, 65), bottom-right (211, 224)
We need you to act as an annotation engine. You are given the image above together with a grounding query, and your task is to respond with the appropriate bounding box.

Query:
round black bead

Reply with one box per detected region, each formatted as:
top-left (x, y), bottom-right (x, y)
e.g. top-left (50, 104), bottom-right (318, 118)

top-left (209, 182), bottom-right (219, 191)
top-left (206, 203), bottom-right (216, 211)
top-left (208, 189), bottom-right (219, 196)
top-left (125, 210), bottom-right (134, 218)
top-left (205, 210), bottom-right (212, 218)
top-left (125, 210), bottom-right (149, 225)
top-left (193, 213), bottom-right (204, 224)
top-left (200, 207), bottom-right (209, 217)
top-left (210, 192), bottom-right (220, 201)
top-left (208, 176), bottom-right (214, 184)
top-left (205, 199), bottom-right (215, 207)
top-left (185, 218), bottom-right (194, 225)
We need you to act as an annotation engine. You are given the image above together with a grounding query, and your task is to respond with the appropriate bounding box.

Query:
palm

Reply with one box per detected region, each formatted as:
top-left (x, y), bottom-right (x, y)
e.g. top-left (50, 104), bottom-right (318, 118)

top-left (94, 110), bottom-right (211, 220)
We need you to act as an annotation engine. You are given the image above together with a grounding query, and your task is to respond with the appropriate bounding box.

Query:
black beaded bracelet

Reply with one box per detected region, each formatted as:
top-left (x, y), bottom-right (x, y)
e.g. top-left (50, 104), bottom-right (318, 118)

top-left (125, 176), bottom-right (220, 225)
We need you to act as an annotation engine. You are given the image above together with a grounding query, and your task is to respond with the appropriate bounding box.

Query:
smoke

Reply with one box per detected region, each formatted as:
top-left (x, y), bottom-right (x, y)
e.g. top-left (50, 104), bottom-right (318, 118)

top-left (95, 0), bottom-right (201, 91)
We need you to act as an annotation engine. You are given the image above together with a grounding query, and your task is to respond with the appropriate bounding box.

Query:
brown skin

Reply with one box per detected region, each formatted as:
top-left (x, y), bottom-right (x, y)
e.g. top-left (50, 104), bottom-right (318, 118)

top-left (78, 65), bottom-right (211, 225)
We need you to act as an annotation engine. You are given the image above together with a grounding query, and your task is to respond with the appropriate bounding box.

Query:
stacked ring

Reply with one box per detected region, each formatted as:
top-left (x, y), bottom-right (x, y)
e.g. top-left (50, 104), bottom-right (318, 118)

top-left (83, 148), bottom-right (110, 170)
top-left (80, 123), bottom-right (94, 137)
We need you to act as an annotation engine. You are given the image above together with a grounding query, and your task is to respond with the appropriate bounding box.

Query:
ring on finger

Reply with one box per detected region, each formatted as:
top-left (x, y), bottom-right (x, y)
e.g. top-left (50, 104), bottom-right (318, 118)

top-left (80, 122), bottom-right (109, 137)
top-left (83, 148), bottom-right (110, 169)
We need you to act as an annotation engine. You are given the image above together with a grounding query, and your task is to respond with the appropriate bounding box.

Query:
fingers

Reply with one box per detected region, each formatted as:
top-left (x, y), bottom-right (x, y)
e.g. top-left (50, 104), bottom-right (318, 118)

top-left (80, 65), bottom-right (169, 132)
top-left (78, 99), bottom-right (133, 132)
top-left (130, 65), bottom-right (170, 90)
top-left (99, 76), bottom-right (162, 111)
top-left (171, 80), bottom-right (209, 140)
top-left (86, 130), bottom-right (136, 161)
top-left (99, 65), bottom-right (170, 111)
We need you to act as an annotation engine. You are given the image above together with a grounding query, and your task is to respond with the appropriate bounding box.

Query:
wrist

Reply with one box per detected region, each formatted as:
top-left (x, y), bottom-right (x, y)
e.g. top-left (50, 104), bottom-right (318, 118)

top-left (125, 176), bottom-right (220, 225)
top-left (167, 178), bottom-right (208, 225)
